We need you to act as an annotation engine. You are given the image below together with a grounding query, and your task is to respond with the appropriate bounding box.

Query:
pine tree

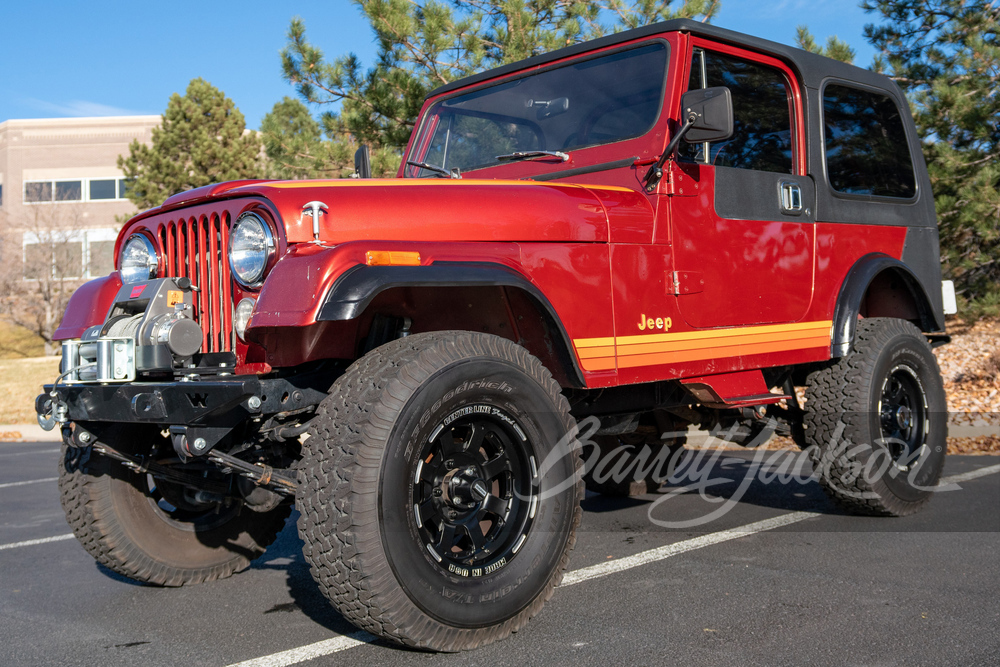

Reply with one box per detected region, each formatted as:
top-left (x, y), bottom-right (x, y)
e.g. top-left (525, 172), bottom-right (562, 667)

top-left (276, 0), bottom-right (720, 177)
top-left (795, 25), bottom-right (857, 63)
top-left (260, 97), bottom-right (399, 179)
top-left (118, 78), bottom-right (263, 210)
top-left (863, 1), bottom-right (1000, 315)
top-left (260, 97), bottom-right (329, 180)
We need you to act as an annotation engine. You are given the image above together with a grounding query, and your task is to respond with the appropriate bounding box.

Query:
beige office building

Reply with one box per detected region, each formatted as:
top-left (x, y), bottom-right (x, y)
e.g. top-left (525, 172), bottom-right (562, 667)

top-left (0, 115), bottom-right (160, 279)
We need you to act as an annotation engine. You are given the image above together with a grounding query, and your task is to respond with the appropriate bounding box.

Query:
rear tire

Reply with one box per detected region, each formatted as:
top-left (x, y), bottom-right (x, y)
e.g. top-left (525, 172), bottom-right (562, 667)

top-left (59, 425), bottom-right (291, 586)
top-left (803, 318), bottom-right (947, 516)
top-left (297, 331), bottom-right (583, 651)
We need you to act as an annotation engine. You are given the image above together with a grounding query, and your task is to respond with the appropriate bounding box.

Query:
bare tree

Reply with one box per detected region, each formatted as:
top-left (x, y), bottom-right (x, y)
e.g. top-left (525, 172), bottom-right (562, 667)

top-left (0, 203), bottom-right (90, 355)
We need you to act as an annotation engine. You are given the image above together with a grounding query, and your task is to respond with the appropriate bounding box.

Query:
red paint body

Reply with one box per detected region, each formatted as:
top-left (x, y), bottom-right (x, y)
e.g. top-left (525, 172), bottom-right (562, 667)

top-left (55, 27), bottom-right (912, 389)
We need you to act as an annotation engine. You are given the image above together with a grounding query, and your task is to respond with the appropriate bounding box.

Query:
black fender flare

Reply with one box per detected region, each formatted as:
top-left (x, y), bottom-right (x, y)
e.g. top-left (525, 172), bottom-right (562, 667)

top-left (317, 262), bottom-right (586, 387)
top-left (831, 253), bottom-right (939, 357)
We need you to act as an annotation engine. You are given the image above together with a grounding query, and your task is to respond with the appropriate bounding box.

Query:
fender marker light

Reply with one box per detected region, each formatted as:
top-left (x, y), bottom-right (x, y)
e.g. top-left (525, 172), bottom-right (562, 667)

top-left (366, 251), bottom-right (421, 266)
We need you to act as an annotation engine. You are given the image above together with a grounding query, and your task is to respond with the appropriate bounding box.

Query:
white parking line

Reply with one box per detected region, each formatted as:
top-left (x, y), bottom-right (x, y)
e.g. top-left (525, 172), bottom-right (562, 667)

top-left (938, 464), bottom-right (1000, 487)
top-left (0, 477), bottom-right (58, 490)
top-left (226, 460), bottom-right (1000, 667)
top-left (0, 534), bottom-right (74, 551)
top-left (561, 510), bottom-right (819, 586)
top-left (226, 632), bottom-right (375, 667)
top-left (224, 510), bottom-right (818, 667)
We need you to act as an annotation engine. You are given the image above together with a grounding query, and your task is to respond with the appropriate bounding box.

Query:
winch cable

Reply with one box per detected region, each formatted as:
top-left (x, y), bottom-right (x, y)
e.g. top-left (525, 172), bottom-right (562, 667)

top-left (104, 313), bottom-right (144, 339)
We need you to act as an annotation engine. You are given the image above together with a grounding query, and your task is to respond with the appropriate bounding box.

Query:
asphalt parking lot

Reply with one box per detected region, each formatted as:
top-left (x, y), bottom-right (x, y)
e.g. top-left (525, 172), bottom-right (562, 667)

top-left (1, 440), bottom-right (998, 667)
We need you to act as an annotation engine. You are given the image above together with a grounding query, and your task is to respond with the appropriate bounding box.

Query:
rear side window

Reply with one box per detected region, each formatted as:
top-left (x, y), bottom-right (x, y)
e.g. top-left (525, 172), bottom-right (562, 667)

top-left (823, 84), bottom-right (916, 198)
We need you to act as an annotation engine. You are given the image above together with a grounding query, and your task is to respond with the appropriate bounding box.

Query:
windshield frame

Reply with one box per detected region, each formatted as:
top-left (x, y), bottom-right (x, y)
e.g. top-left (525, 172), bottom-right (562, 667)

top-left (403, 37), bottom-right (672, 179)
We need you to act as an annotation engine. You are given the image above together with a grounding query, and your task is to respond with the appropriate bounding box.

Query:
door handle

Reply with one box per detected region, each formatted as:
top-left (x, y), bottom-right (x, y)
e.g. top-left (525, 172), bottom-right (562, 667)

top-left (779, 181), bottom-right (803, 215)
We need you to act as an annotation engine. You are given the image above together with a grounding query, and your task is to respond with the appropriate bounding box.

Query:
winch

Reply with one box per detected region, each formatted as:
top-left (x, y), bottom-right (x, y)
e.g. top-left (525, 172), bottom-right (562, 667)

top-left (59, 277), bottom-right (202, 384)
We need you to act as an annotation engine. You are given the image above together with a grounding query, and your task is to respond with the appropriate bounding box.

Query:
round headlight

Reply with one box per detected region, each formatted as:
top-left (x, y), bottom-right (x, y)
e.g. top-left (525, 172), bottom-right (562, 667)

top-left (119, 234), bottom-right (158, 284)
top-left (234, 298), bottom-right (255, 340)
top-left (229, 212), bottom-right (275, 288)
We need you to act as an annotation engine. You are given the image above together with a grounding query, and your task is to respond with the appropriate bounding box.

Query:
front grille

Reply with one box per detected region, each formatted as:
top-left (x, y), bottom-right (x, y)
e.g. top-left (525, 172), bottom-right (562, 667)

top-left (157, 212), bottom-right (234, 353)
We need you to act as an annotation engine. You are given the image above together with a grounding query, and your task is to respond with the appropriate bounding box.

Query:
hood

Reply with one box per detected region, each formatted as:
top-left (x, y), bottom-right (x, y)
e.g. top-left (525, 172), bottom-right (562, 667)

top-left (221, 178), bottom-right (646, 244)
top-left (127, 178), bottom-right (655, 245)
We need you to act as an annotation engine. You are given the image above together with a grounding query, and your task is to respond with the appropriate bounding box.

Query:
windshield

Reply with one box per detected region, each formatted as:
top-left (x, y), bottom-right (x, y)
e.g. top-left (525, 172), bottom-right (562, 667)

top-left (405, 42), bottom-right (669, 176)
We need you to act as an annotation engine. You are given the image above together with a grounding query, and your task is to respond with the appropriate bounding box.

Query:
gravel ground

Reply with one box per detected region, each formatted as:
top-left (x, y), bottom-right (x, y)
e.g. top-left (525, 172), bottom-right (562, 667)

top-left (935, 318), bottom-right (1000, 419)
top-left (934, 318), bottom-right (1000, 454)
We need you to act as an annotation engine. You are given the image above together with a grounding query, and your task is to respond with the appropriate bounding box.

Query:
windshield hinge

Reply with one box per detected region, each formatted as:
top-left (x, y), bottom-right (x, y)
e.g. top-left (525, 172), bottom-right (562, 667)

top-left (657, 162), bottom-right (698, 197)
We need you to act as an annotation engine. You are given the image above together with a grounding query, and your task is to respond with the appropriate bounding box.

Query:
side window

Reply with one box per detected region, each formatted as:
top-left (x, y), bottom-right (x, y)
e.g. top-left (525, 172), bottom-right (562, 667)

top-left (823, 84), bottom-right (915, 198)
top-left (680, 49), bottom-right (794, 174)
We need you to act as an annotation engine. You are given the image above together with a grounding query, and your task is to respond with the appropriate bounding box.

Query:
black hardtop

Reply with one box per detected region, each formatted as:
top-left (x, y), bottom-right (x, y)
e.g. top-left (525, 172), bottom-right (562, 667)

top-left (424, 18), bottom-right (943, 324)
top-left (428, 19), bottom-right (900, 100)
top-left (425, 18), bottom-right (936, 233)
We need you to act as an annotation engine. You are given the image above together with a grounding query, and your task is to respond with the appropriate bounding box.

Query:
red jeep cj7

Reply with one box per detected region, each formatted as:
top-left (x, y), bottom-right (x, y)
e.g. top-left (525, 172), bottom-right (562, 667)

top-left (38, 19), bottom-right (955, 651)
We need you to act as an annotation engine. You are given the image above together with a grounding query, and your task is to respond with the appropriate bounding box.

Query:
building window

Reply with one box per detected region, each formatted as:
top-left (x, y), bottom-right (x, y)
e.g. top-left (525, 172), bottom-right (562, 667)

top-left (88, 240), bottom-right (116, 276)
top-left (23, 178), bottom-right (130, 204)
top-left (25, 181), bottom-right (54, 203)
top-left (22, 228), bottom-right (118, 280)
top-left (89, 179), bottom-right (117, 200)
top-left (55, 180), bottom-right (83, 201)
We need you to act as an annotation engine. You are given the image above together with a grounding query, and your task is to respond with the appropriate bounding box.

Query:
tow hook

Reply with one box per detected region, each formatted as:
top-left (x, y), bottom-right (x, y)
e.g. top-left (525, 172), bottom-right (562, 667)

top-left (36, 392), bottom-right (69, 432)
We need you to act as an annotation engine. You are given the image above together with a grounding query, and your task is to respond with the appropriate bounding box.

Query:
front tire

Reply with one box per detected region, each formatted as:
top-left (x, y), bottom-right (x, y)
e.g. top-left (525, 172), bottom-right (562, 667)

top-left (297, 332), bottom-right (583, 651)
top-left (59, 425), bottom-right (291, 586)
top-left (804, 318), bottom-right (947, 516)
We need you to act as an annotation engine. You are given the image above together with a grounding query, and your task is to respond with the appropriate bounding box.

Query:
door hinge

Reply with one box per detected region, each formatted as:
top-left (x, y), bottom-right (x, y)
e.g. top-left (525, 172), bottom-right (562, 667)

top-left (670, 270), bottom-right (704, 296)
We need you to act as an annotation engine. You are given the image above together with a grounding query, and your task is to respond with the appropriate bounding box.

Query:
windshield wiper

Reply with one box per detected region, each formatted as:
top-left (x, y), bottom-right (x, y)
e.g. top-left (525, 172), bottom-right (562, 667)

top-left (495, 150), bottom-right (570, 163)
top-left (406, 160), bottom-right (462, 179)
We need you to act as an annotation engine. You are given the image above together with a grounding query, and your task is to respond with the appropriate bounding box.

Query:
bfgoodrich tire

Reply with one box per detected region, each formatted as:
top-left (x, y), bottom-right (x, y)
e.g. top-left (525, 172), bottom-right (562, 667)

top-left (297, 331), bottom-right (583, 651)
top-left (59, 425), bottom-right (291, 586)
top-left (804, 318), bottom-right (947, 516)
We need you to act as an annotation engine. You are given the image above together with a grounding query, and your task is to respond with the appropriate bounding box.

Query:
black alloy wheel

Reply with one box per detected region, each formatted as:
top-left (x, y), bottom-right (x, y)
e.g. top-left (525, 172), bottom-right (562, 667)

top-left (413, 407), bottom-right (538, 578)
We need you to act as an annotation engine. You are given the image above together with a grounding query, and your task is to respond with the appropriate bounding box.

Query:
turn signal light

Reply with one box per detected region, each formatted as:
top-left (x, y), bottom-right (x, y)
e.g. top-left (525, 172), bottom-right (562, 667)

top-left (365, 250), bottom-right (421, 266)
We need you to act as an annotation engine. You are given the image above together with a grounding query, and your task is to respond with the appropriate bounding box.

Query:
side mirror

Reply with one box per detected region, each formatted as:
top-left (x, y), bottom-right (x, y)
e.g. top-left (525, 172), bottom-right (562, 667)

top-left (681, 86), bottom-right (734, 144)
top-left (354, 145), bottom-right (372, 179)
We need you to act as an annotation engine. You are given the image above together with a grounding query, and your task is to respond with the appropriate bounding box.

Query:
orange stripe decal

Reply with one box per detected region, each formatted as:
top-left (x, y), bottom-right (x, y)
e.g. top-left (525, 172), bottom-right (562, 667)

top-left (580, 357), bottom-right (617, 371)
top-left (573, 320), bottom-right (832, 372)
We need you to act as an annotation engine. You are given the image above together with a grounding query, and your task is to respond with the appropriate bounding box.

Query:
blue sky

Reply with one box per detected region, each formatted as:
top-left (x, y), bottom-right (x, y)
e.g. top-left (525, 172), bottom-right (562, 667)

top-left (0, 0), bottom-right (878, 130)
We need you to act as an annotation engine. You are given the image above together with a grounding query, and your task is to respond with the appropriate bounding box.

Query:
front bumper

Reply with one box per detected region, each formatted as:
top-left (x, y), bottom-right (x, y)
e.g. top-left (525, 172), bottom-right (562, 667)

top-left (36, 376), bottom-right (327, 456)
top-left (38, 376), bottom-right (325, 425)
